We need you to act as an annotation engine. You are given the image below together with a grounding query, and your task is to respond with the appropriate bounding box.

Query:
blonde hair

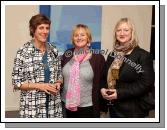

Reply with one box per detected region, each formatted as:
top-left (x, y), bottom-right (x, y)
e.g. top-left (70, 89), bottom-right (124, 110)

top-left (71, 24), bottom-right (92, 45)
top-left (113, 17), bottom-right (138, 48)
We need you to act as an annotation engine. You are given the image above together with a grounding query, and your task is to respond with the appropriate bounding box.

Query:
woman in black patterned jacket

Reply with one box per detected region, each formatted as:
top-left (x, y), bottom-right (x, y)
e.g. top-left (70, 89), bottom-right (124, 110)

top-left (100, 18), bottom-right (155, 118)
top-left (12, 14), bottom-right (63, 118)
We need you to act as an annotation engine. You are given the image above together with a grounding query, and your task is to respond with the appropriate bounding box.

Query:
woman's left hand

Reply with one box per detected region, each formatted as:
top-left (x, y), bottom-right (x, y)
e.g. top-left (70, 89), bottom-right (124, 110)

top-left (54, 82), bottom-right (61, 91)
top-left (105, 89), bottom-right (117, 101)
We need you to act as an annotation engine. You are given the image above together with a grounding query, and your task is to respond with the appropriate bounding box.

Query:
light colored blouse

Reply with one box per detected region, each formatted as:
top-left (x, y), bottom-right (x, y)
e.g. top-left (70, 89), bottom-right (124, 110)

top-left (62, 58), bottom-right (94, 107)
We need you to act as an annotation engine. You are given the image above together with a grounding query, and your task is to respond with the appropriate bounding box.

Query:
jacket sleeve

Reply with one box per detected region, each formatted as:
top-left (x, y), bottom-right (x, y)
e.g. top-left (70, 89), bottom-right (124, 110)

top-left (12, 49), bottom-right (26, 90)
top-left (55, 55), bottom-right (63, 83)
top-left (100, 54), bottom-right (114, 89)
top-left (61, 48), bottom-right (74, 68)
top-left (99, 54), bottom-right (113, 112)
top-left (117, 53), bottom-right (155, 100)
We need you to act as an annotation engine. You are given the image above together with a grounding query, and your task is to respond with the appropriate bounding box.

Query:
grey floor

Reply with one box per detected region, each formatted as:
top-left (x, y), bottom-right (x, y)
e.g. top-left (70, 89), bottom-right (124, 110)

top-left (5, 111), bottom-right (20, 118)
top-left (5, 110), bottom-right (155, 118)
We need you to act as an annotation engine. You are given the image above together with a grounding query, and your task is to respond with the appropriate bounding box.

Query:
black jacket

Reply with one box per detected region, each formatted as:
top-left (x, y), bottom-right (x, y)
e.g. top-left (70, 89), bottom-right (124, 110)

top-left (101, 46), bottom-right (155, 117)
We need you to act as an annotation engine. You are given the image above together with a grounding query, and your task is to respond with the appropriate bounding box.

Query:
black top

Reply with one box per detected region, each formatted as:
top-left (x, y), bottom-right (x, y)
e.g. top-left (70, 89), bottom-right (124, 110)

top-left (101, 46), bottom-right (155, 117)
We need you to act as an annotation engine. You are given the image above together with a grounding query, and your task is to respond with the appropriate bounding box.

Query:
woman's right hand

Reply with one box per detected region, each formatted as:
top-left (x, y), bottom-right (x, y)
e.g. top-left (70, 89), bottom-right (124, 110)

top-left (101, 88), bottom-right (109, 99)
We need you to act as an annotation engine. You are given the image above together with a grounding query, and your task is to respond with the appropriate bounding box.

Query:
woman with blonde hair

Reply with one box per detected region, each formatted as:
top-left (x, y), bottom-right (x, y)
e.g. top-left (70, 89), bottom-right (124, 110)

top-left (101, 18), bottom-right (155, 117)
top-left (61, 24), bottom-right (105, 118)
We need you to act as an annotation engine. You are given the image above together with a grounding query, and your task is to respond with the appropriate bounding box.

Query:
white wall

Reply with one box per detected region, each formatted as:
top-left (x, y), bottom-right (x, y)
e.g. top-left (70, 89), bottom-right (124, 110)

top-left (5, 5), bottom-right (39, 111)
top-left (101, 5), bottom-right (152, 58)
top-left (5, 5), bottom-right (152, 111)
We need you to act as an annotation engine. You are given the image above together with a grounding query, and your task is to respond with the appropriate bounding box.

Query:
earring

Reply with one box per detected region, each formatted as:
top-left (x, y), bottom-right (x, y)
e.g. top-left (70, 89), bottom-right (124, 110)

top-left (87, 43), bottom-right (90, 47)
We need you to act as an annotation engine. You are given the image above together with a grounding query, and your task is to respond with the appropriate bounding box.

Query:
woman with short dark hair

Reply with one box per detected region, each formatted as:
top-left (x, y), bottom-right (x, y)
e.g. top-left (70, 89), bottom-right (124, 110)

top-left (12, 14), bottom-right (63, 118)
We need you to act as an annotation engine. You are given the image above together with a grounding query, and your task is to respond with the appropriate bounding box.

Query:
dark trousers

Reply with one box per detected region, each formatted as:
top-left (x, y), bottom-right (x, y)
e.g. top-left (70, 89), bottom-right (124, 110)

top-left (62, 102), bottom-right (94, 118)
top-left (109, 106), bottom-right (119, 118)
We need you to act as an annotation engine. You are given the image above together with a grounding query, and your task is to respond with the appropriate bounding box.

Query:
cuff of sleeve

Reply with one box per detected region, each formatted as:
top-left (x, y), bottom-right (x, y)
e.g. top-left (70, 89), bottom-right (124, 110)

top-left (14, 82), bottom-right (24, 89)
top-left (55, 80), bottom-right (63, 84)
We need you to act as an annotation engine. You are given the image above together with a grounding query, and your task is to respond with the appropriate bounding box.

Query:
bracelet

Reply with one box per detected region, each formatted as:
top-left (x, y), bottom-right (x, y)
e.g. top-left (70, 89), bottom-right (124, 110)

top-left (28, 83), bottom-right (31, 88)
top-left (56, 80), bottom-right (63, 84)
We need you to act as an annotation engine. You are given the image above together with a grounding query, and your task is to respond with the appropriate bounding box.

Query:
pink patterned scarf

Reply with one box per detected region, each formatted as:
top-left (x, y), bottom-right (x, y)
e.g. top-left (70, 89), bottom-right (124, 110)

top-left (65, 51), bottom-right (88, 111)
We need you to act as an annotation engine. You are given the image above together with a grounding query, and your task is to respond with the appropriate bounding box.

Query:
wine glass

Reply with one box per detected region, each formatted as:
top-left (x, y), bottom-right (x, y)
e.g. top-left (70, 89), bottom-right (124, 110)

top-left (107, 68), bottom-right (119, 105)
top-left (106, 86), bottom-right (115, 105)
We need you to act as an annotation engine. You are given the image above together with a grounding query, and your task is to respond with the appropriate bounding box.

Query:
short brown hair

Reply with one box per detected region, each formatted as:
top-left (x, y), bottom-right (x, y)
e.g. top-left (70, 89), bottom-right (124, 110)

top-left (29, 14), bottom-right (51, 37)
